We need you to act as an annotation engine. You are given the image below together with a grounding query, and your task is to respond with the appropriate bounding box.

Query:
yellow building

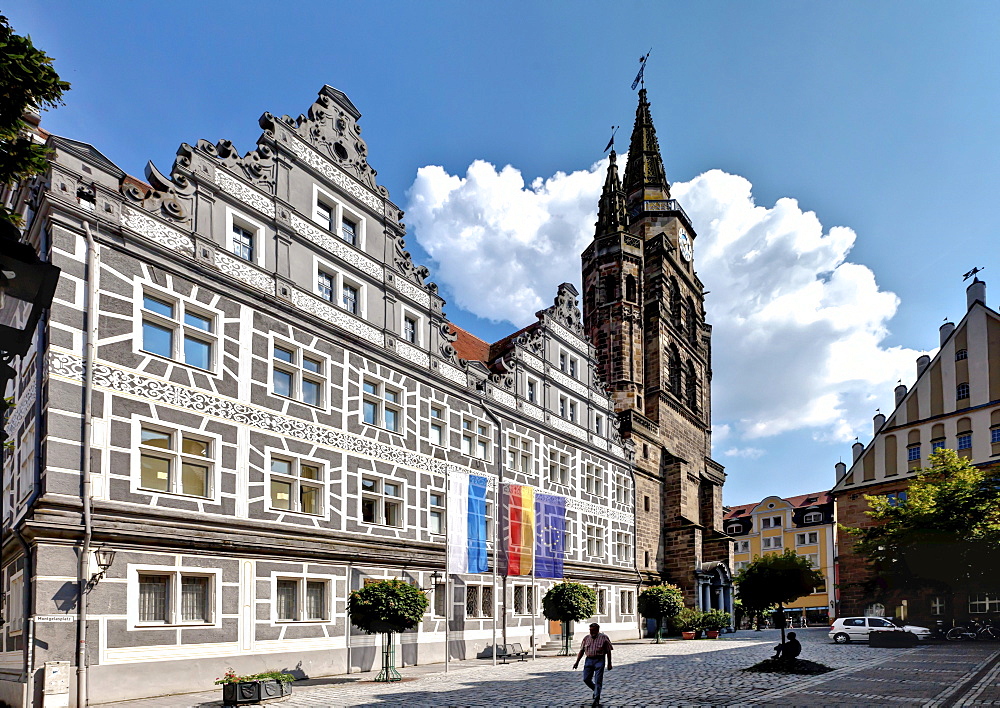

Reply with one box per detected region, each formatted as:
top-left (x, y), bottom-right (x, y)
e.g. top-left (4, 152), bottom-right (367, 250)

top-left (724, 491), bottom-right (835, 626)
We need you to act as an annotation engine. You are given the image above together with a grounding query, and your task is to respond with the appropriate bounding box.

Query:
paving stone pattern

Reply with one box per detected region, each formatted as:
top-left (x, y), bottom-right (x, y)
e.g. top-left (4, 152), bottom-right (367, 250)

top-left (103, 630), bottom-right (1000, 708)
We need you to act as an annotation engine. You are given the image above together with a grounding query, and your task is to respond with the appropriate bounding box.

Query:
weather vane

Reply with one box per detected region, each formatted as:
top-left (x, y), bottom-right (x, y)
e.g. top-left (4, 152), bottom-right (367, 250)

top-left (963, 266), bottom-right (984, 281)
top-left (603, 125), bottom-right (619, 153)
top-left (631, 49), bottom-right (652, 91)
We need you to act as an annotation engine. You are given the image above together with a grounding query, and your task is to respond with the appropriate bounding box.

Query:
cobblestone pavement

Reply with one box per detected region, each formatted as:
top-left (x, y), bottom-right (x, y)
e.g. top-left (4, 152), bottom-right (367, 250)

top-left (103, 629), bottom-right (1000, 707)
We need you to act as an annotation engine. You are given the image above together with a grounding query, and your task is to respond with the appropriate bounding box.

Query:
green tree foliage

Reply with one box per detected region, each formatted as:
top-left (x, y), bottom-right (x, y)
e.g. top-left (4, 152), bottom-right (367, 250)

top-left (700, 609), bottom-right (733, 631)
top-left (735, 549), bottom-right (824, 642)
top-left (541, 581), bottom-right (597, 623)
top-left (637, 583), bottom-right (684, 620)
top-left (669, 607), bottom-right (702, 633)
top-left (848, 448), bottom-right (1000, 593)
top-left (347, 579), bottom-right (429, 634)
top-left (0, 14), bottom-right (70, 226)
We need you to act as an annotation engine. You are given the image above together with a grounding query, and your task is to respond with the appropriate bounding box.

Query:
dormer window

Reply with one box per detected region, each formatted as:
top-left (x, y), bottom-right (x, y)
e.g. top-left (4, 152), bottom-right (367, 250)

top-left (726, 524), bottom-right (741, 535)
top-left (803, 511), bottom-right (823, 524)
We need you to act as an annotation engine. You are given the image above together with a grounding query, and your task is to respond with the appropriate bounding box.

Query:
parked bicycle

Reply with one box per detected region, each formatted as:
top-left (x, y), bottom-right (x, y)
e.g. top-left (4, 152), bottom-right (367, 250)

top-left (945, 618), bottom-right (999, 641)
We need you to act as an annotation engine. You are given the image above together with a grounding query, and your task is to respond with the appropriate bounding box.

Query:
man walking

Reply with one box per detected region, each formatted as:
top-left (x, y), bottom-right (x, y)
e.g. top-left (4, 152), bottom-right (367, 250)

top-left (572, 622), bottom-right (613, 705)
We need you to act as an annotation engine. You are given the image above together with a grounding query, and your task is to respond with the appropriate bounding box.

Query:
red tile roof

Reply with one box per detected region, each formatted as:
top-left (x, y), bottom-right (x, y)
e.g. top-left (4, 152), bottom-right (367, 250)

top-left (724, 490), bottom-right (831, 519)
top-left (123, 174), bottom-right (152, 193)
top-left (450, 325), bottom-right (491, 363)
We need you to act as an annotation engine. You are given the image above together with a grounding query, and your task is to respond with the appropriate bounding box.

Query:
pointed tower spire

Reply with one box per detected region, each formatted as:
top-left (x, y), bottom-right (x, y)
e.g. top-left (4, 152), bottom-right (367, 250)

top-left (596, 151), bottom-right (628, 235)
top-left (623, 88), bottom-right (669, 200)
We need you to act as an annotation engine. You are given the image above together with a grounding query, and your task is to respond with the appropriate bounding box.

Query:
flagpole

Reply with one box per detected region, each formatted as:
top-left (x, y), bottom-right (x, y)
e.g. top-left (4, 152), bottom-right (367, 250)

top-left (445, 470), bottom-right (450, 674)
top-left (531, 564), bottom-right (536, 660)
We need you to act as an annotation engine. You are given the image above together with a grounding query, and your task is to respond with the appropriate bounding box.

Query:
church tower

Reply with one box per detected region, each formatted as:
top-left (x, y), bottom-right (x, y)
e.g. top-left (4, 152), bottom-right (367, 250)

top-left (583, 89), bottom-right (732, 609)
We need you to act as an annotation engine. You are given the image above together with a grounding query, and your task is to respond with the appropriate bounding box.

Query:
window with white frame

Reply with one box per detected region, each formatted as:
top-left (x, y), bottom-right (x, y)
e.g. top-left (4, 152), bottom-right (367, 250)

top-left (16, 423), bottom-right (35, 502)
top-left (585, 525), bottom-right (605, 557)
top-left (907, 444), bottom-right (921, 461)
top-left (226, 209), bottom-right (264, 265)
top-left (726, 524), bottom-right (742, 535)
top-left (274, 577), bottom-right (330, 622)
top-left (138, 425), bottom-right (213, 498)
top-left (969, 593), bottom-right (1000, 614)
top-left (956, 348), bottom-right (968, 361)
top-left (736, 540), bottom-right (750, 553)
top-left (762, 535), bottom-right (782, 549)
top-left (505, 433), bottom-right (533, 474)
top-left (460, 419), bottom-right (491, 460)
top-left (429, 491), bottom-right (445, 535)
top-left (760, 516), bottom-right (782, 529)
top-left (802, 552), bottom-right (820, 568)
top-left (614, 474), bottom-right (631, 505)
top-left (269, 456), bottom-right (324, 515)
top-left (734, 560), bottom-right (750, 572)
top-left (957, 382), bottom-right (970, 400)
top-left (614, 532), bottom-right (633, 563)
top-left (559, 350), bottom-right (580, 379)
top-left (559, 395), bottom-right (580, 424)
top-left (429, 405), bottom-right (446, 446)
top-left (316, 266), bottom-right (365, 317)
top-left (466, 584), bottom-right (493, 618)
top-left (433, 583), bottom-right (447, 617)
top-left (548, 449), bottom-right (571, 486)
top-left (931, 596), bottom-right (946, 616)
top-left (141, 293), bottom-right (217, 370)
top-left (312, 187), bottom-right (365, 248)
top-left (525, 376), bottom-right (540, 404)
top-left (401, 311), bottom-right (422, 345)
top-left (360, 477), bottom-right (403, 527)
top-left (363, 380), bottom-right (403, 433)
top-left (803, 511), bottom-right (823, 524)
top-left (7, 571), bottom-right (23, 633)
top-left (513, 585), bottom-right (535, 615)
top-left (314, 199), bottom-right (335, 232)
top-left (796, 531), bottom-right (818, 546)
top-left (596, 587), bottom-right (607, 614)
top-left (564, 515), bottom-right (577, 555)
top-left (272, 342), bottom-right (326, 407)
top-left (583, 462), bottom-right (603, 496)
top-left (136, 570), bottom-right (215, 625)
top-left (620, 589), bottom-right (635, 615)
top-left (594, 413), bottom-right (605, 436)
top-left (341, 214), bottom-right (359, 246)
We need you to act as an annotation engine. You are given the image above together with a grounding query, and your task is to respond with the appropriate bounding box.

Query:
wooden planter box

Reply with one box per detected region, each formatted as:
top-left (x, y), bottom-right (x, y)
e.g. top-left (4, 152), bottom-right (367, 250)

top-left (222, 679), bottom-right (293, 705)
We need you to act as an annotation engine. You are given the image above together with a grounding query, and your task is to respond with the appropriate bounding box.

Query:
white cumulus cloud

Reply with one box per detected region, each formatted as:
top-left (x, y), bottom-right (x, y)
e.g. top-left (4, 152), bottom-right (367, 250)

top-left (405, 159), bottom-right (925, 444)
top-left (723, 447), bottom-right (766, 460)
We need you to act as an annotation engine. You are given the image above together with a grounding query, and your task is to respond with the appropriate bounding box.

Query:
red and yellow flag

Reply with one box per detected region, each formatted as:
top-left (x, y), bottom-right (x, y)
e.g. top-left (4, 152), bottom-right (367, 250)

top-left (504, 484), bottom-right (535, 576)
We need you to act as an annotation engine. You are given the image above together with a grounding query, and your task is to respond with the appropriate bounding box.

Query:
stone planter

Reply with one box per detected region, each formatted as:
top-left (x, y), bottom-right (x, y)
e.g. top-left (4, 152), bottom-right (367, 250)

top-left (222, 679), bottom-right (293, 705)
top-left (681, 631), bottom-right (696, 640)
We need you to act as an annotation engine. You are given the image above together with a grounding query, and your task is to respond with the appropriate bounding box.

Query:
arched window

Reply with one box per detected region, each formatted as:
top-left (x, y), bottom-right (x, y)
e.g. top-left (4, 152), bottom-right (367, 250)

top-left (668, 345), bottom-right (681, 396)
top-left (603, 275), bottom-right (615, 304)
top-left (686, 298), bottom-right (698, 344)
top-left (625, 274), bottom-right (637, 303)
top-left (957, 382), bottom-right (970, 400)
top-left (956, 349), bottom-right (968, 361)
top-left (803, 511), bottom-right (823, 524)
top-left (726, 524), bottom-right (742, 535)
top-left (686, 361), bottom-right (698, 411)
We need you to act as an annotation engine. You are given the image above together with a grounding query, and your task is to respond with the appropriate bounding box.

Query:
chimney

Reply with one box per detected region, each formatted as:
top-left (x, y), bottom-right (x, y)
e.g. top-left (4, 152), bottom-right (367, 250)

top-left (940, 321), bottom-right (955, 346)
top-left (852, 441), bottom-right (864, 461)
top-left (967, 278), bottom-right (986, 309)
top-left (917, 354), bottom-right (930, 377)
top-left (894, 383), bottom-right (907, 407)
top-left (874, 412), bottom-right (886, 433)
top-left (835, 461), bottom-right (847, 480)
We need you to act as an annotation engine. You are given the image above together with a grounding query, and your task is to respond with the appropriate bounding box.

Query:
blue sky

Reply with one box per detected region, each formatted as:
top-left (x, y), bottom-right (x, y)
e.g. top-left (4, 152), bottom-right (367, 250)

top-left (10, 1), bottom-right (1000, 504)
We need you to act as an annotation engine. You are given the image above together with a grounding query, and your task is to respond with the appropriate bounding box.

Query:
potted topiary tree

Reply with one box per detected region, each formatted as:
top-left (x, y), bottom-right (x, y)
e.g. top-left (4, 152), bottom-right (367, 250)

top-left (671, 607), bottom-right (701, 640)
top-left (701, 609), bottom-right (732, 639)
top-left (637, 584), bottom-right (684, 643)
top-left (348, 578), bottom-right (429, 682)
top-left (542, 581), bottom-right (597, 656)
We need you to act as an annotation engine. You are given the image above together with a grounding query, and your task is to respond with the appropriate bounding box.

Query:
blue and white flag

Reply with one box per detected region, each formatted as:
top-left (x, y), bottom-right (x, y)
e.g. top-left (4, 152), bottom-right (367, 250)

top-left (447, 473), bottom-right (489, 573)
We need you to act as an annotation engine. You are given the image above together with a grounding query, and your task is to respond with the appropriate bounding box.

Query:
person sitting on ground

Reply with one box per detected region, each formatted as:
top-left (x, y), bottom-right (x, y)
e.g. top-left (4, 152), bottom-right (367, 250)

top-left (773, 631), bottom-right (802, 663)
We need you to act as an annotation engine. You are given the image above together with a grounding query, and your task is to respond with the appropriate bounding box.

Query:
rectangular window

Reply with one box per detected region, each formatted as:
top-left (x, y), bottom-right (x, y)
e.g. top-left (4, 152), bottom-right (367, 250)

top-left (403, 316), bottom-right (417, 344)
top-left (886, 491), bottom-right (908, 507)
top-left (429, 405), bottom-right (446, 447)
top-left (620, 590), bottom-right (635, 615)
top-left (434, 583), bottom-right (447, 617)
top-left (317, 271), bottom-right (335, 302)
top-left (583, 462), bottom-right (604, 496)
top-left (460, 419), bottom-right (491, 460)
top-left (141, 294), bottom-right (216, 370)
top-left (992, 428), bottom-right (1000, 445)
top-left (526, 378), bottom-right (538, 404)
top-left (341, 217), bottom-right (358, 246)
top-left (139, 426), bottom-right (212, 498)
top-left (907, 444), bottom-right (921, 461)
top-left (429, 492), bottom-right (445, 535)
top-left (559, 351), bottom-right (580, 379)
top-left (614, 532), bottom-right (633, 563)
top-left (802, 552), bottom-right (820, 568)
top-left (548, 449), bottom-right (571, 486)
top-left (360, 477), bottom-right (403, 527)
top-left (585, 525), bottom-right (604, 557)
top-left (614, 474), bottom-right (630, 505)
top-left (595, 414), bottom-right (604, 436)
top-left (314, 200), bottom-right (334, 231)
top-left (762, 536), bottom-right (783, 549)
top-left (957, 433), bottom-right (972, 450)
top-left (795, 532), bottom-right (818, 545)
top-left (760, 516), bottom-right (782, 529)
top-left (932, 439), bottom-right (947, 452)
top-left (269, 456), bottom-right (324, 515)
top-left (342, 283), bottom-right (359, 315)
top-left (272, 342), bottom-right (327, 407)
top-left (275, 578), bottom-right (330, 622)
top-left (514, 585), bottom-right (535, 615)
top-left (465, 585), bottom-right (494, 618)
top-left (362, 380), bottom-right (403, 433)
top-left (505, 434), bottom-right (534, 474)
top-left (736, 540), bottom-right (750, 553)
top-left (969, 593), bottom-right (1000, 614)
top-left (596, 588), bottom-right (607, 614)
top-left (137, 571), bottom-right (214, 625)
top-left (231, 224), bottom-right (254, 261)
top-left (931, 596), bottom-right (946, 616)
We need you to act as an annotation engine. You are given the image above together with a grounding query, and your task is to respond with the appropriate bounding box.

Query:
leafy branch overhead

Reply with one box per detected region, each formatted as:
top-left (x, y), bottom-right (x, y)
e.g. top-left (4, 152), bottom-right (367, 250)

top-left (347, 579), bottom-right (429, 634)
top-left (0, 14), bottom-right (70, 226)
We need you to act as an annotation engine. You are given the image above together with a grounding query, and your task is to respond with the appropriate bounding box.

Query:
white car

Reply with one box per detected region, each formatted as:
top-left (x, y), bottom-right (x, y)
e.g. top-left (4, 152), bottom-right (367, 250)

top-left (829, 616), bottom-right (933, 643)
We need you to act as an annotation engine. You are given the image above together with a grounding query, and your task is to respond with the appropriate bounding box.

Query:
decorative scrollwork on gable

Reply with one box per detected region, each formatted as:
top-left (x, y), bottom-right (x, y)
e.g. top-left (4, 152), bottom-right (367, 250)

top-left (262, 86), bottom-right (386, 198)
top-left (182, 137), bottom-right (276, 194)
top-left (540, 282), bottom-right (584, 335)
top-left (515, 328), bottom-right (545, 356)
top-left (120, 159), bottom-right (195, 224)
top-left (393, 232), bottom-right (430, 286)
top-left (489, 372), bottom-right (514, 391)
top-left (439, 322), bottom-right (467, 368)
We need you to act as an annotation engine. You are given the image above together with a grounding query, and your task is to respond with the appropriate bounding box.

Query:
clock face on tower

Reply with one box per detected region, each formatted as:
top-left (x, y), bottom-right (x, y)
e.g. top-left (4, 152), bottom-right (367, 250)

top-left (678, 229), bottom-right (693, 262)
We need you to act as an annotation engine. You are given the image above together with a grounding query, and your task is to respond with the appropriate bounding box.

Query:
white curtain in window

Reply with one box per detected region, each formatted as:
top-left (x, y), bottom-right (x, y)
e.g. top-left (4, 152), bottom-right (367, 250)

top-left (139, 575), bottom-right (168, 622)
top-left (277, 580), bottom-right (297, 620)
top-left (306, 581), bottom-right (325, 620)
top-left (181, 576), bottom-right (208, 622)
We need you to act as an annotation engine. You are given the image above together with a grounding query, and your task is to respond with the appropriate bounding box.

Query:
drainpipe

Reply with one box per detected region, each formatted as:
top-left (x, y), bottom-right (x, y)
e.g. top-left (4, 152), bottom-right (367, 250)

top-left (475, 384), bottom-right (502, 667)
top-left (76, 220), bottom-right (98, 707)
top-left (623, 438), bottom-right (643, 640)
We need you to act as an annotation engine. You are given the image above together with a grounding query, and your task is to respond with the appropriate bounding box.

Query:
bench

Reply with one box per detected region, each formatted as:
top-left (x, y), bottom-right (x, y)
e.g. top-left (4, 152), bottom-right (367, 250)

top-left (498, 643), bottom-right (529, 663)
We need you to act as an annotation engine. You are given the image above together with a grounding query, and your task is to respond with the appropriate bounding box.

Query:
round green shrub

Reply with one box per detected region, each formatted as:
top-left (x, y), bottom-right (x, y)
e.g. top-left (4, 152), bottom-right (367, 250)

top-left (541, 581), bottom-right (597, 623)
top-left (348, 578), bottom-right (429, 634)
top-left (637, 584), bottom-right (684, 621)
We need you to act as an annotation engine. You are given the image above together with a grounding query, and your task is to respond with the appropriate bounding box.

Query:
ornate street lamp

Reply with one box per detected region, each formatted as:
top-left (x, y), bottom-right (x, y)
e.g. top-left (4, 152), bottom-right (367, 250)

top-left (86, 545), bottom-right (116, 590)
top-left (0, 223), bottom-right (60, 359)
